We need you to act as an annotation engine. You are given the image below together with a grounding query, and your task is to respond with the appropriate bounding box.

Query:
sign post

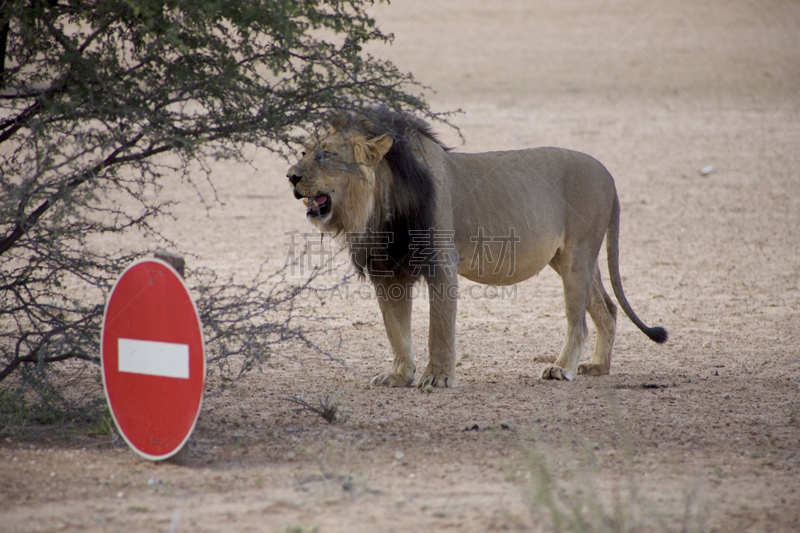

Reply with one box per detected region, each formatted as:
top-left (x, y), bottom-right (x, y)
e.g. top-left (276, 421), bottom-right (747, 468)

top-left (101, 258), bottom-right (205, 461)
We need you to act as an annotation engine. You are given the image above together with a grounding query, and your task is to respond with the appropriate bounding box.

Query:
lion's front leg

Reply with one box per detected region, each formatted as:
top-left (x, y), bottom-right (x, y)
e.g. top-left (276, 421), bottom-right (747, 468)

top-left (420, 274), bottom-right (459, 388)
top-left (371, 281), bottom-right (416, 387)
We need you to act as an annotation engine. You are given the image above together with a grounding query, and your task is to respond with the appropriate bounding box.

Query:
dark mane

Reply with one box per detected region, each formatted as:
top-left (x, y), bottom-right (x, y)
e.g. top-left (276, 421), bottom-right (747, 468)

top-left (358, 107), bottom-right (449, 153)
top-left (348, 108), bottom-right (446, 283)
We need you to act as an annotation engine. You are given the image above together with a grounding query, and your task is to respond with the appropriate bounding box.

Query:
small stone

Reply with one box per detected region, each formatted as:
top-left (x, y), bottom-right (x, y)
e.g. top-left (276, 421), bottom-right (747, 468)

top-left (700, 165), bottom-right (717, 176)
top-left (394, 451), bottom-right (405, 462)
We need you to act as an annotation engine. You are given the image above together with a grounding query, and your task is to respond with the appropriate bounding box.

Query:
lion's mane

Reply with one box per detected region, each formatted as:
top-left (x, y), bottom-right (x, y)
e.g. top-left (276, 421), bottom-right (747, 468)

top-left (344, 108), bottom-right (448, 282)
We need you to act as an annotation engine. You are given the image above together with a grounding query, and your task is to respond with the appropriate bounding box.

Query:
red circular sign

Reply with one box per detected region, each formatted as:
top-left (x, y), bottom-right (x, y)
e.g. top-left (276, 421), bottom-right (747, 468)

top-left (101, 259), bottom-right (205, 460)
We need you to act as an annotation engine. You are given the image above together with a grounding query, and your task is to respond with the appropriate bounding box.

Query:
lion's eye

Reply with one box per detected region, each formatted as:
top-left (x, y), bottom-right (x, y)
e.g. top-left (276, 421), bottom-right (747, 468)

top-left (315, 150), bottom-right (337, 162)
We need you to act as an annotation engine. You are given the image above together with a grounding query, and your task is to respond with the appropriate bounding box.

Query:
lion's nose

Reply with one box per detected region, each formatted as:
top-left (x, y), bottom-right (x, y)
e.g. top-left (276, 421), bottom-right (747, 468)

top-left (288, 172), bottom-right (302, 186)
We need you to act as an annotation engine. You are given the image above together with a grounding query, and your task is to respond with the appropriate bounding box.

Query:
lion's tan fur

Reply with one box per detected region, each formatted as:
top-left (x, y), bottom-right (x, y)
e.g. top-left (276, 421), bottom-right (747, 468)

top-left (288, 111), bottom-right (666, 387)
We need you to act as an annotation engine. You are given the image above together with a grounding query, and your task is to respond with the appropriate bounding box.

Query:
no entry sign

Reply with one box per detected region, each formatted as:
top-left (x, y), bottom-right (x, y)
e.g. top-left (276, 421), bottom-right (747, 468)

top-left (101, 258), bottom-right (205, 460)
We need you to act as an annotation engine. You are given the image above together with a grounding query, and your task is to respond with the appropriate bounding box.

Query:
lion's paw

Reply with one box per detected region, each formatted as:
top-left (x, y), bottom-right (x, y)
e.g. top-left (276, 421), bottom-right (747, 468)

top-left (576, 362), bottom-right (609, 377)
top-left (540, 365), bottom-right (575, 381)
top-left (418, 373), bottom-right (458, 388)
top-left (370, 372), bottom-right (414, 387)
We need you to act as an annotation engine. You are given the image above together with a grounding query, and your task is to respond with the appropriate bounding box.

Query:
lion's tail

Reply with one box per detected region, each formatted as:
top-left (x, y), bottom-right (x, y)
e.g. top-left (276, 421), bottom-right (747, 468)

top-left (606, 194), bottom-right (668, 344)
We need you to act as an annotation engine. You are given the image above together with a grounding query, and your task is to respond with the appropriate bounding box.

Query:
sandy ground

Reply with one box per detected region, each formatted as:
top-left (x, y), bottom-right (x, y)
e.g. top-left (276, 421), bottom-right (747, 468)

top-left (2, 0), bottom-right (800, 531)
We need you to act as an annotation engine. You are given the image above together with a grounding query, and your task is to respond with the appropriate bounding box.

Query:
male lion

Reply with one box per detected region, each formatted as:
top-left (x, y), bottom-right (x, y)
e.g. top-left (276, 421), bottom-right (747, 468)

top-left (287, 108), bottom-right (667, 387)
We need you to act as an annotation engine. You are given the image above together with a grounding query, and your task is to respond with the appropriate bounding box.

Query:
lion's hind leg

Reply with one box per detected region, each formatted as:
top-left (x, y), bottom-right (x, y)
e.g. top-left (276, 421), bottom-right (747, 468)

top-left (577, 265), bottom-right (617, 376)
top-left (540, 251), bottom-right (593, 381)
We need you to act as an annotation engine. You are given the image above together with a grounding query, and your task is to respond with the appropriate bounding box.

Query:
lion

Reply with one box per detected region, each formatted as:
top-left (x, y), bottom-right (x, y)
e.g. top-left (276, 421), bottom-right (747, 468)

top-left (287, 108), bottom-right (667, 387)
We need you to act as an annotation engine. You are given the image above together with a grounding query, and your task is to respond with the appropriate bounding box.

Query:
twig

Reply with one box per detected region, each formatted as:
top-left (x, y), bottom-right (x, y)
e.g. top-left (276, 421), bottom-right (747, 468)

top-left (282, 391), bottom-right (344, 423)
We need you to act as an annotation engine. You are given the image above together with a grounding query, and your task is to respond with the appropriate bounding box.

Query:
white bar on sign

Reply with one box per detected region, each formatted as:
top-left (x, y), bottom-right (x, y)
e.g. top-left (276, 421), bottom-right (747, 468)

top-left (118, 338), bottom-right (190, 379)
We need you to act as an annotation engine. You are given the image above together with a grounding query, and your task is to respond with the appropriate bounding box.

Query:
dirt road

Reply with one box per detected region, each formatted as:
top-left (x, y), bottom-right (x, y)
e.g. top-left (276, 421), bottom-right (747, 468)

top-left (2, 1), bottom-right (799, 531)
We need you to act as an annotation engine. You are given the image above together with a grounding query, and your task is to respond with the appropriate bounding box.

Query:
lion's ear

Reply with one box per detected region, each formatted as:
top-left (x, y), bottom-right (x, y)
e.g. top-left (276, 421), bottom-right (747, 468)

top-left (354, 135), bottom-right (393, 167)
top-left (366, 134), bottom-right (393, 163)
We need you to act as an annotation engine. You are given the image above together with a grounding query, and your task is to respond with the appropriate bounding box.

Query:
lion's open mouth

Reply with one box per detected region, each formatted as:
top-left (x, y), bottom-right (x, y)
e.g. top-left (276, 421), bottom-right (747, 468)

top-left (302, 194), bottom-right (331, 218)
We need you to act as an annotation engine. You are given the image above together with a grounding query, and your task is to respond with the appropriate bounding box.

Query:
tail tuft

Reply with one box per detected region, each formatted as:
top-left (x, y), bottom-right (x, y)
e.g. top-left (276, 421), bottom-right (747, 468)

top-left (646, 326), bottom-right (669, 344)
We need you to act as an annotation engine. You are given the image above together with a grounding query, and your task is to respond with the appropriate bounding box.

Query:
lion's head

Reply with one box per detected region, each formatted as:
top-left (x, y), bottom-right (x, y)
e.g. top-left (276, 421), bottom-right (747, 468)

top-left (287, 120), bottom-right (393, 236)
top-left (287, 109), bottom-right (444, 280)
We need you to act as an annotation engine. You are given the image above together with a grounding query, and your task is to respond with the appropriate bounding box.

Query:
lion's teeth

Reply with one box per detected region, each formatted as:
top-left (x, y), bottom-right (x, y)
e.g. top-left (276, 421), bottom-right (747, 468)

top-left (303, 199), bottom-right (310, 207)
